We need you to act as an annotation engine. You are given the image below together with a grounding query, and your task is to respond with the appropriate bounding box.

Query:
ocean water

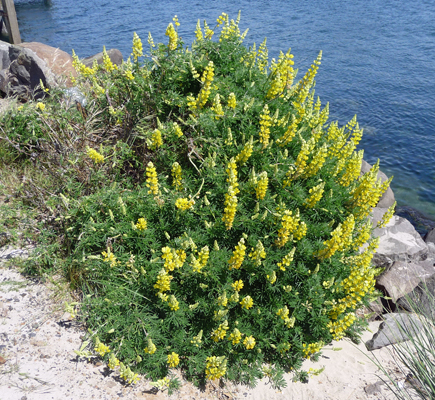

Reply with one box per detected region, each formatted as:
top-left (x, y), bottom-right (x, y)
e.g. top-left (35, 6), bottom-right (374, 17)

top-left (11, 0), bottom-right (435, 225)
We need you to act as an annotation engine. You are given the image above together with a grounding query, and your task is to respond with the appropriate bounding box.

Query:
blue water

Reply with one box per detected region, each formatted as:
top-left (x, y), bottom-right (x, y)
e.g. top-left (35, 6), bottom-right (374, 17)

top-left (12, 0), bottom-right (435, 223)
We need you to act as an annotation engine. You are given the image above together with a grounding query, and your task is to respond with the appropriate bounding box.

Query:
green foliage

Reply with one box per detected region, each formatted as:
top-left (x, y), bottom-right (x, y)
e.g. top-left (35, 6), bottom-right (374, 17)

top-left (1, 11), bottom-right (393, 390)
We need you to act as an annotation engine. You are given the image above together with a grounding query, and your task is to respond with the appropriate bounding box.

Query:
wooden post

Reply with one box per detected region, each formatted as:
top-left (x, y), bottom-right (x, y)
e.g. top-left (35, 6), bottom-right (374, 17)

top-left (1, 0), bottom-right (21, 44)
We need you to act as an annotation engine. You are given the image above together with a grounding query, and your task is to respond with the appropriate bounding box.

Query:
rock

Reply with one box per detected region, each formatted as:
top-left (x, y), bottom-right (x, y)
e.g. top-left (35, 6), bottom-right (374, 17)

top-left (361, 160), bottom-right (395, 208)
top-left (82, 48), bottom-right (123, 68)
top-left (372, 215), bottom-right (428, 269)
top-left (0, 40), bottom-right (55, 99)
top-left (0, 355), bottom-right (6, 365)
top-left (365, 313), bottom-right (424, 350)
top-left (364, 381), bottom-right (384, 395)
top-left (424, 227), bottom-right (435, 245)
top-left (396, 274), bottom-right (435, 319)
top-left (375, 259), bottom-right (435, 303)
top-left (19, 42), bottom-right (77, 86)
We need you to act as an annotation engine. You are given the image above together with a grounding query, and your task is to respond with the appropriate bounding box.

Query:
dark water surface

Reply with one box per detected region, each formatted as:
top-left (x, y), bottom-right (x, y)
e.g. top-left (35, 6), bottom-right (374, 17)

top-left (13, 0), bottom-right (435, 223)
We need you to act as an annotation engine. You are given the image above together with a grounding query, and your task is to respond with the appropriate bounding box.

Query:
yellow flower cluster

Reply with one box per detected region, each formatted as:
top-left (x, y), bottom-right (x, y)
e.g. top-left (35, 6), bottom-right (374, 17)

top-left (36, 101), bottom-right (46, 112)
top-left (175, 197), bottom-right (195, 210)
top-left (377, 201), bottom-right (396, 228)
top-left (165, 23), bottom-right (178, 50)
top-left (302, 341), bottom-right (324, 359)
top-left (276, 306), bottom-right (295, 328)
top-left (205, 356), bottom-right (227, 380)
top-left (187, 61), bottom-right (215, 111)
top-left (338, 150), bottom-right (363, 187)
top-left (228, 238), bottom-right (246, 270)
top-left (195, 19), bottom-right (203, 41)
top-left (257, 38), bottom-right (268, 73)
top-left (303, 144), bottom-right (328, 178)
top-left (161, 246), bottom-right (186, 272)
top-left (145, 162), bottom-right (159, 196)
top-left (132, 32), bottom-right (143, 62)
top-left (102, 46), bottom-right (115, 72)
top-left (171, 162), bottom-right (183, 191)
top-left (304, 182), bottom-right (325, 208)
top-left (352, 218), bottom-right (372, 250)
top-left (240, 295), bottom-right (254, 309)
top-left (277, 247), bottom-right (295, 271)
top-left (168, 294), bottom-right (179, 311)
top-left (108, 353), bottom-right (120, 369)
top-left (204, 21), bottom-right (214, 39)
top-left (173, 122), bottom-right (183, 137)
top-left (72, 49), bottom-right (97, 77)
top-left (167, 352), bottom-right (180, 368)
top-left (327, 312), bottom-right (356, 340)
top-left (144, 338), bottom-right (157, 354)
top-left (135, 217), bottom-right (147, 231)
top-left (243, 335), bottom-right (256, 349)
top-left (217, 291), bottom-right (228, 307)
top-left (266, 50), bottom-right (294, 99)
top-left (211, 320), bottom-right (229, 342)
top-left (235, 137), bottom-right (253, 165)
top-left (87, 147), bottom-right (104, 163)
top-left (94, 337), bottom-right (111, 357)
top-left (154, 268), bottom-right (173, 293)
top-left (102, 247), bottom-right (118, 267)
top-left (248, 240), bottom-right (266, 266)
top-left (293, 51), bottom-right (322, 106)
top-left (277, 114), bottom-right (297, 146)
top-left (255, 172), bottom-right (268, 200)
top-left (259, 104), bottom-right (272, 149)
top-left (228, 328), bottom-right (242, 345)
top-left (222, 159), bottom-right (239, 230)
top-left (232, 279), bottom-right (244, 291)
top-left (275, 209), bottom-right (306, 247)
top-left (147, 32), bottom-right (155, 49)
top-left (211, 93), bottom-right (224, 118)
top-left (191, 330), bottom-right (203, 347)
top-left (119, 362), bottom-right (140, 384)
top-left (196, 246), bottom-right (210, 272)
top-left (227, 92), bottom-right (237, 109)
top-left (151, 129), bottom-right (163, 149)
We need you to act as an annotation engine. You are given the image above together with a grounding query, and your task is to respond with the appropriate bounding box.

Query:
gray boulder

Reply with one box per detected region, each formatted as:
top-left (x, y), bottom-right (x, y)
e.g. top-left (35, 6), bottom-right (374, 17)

top-left (397, 274), bottom-right (435, 320)
top-left (365, 313), bottom-right (424, 350)
top-left (372, 215), bottom-right (428, 269)
top-left (376, 259), bottom-right (435, 303)
top-left (424, 227), bottom-right (435, 245)
top-left (361, 160), bottom-right (395, 208)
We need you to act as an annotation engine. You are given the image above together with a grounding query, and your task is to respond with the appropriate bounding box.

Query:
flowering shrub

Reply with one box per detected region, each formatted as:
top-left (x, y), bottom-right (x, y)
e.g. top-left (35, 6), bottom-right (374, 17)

top-left (4, 11), bottom-right (394, 390)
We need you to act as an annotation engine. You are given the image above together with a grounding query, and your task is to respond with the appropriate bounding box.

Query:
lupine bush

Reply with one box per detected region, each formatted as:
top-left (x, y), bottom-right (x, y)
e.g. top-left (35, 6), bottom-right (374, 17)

top-left (1, 12), bottom-right (395, 390)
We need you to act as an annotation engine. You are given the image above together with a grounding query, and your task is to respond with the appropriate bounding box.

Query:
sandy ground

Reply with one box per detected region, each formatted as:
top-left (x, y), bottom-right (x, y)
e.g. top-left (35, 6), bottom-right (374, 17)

top-left (0, 250), bottom-right (419, 400)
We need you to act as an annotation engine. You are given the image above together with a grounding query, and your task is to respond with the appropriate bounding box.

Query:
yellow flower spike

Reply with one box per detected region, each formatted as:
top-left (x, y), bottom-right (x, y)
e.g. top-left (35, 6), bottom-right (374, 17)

top-left (168, 295), bottom-right (179, 311)
top-left (87, 146), bottom-right (104, 164)
top-left (165, 22), bottom-right (178, 50)
top-left (175, 197), bottom-right (195, 210)
top-left (243, 335), bottom-right (256, 350)
top-left (217, 291), bottom-right (228, 307)
top-left (228, 237), bottom-right (246, 270)
top-left (248, 240), bottom-right (266, 266)
top-left (132, 32), bottom-right (143, 62)
top-left (240, 295), bottom-right (254, 310)
top-left (167, 352), bottom-right (180, 368)
top-left (228, 328), bottom-right (242, 345)
top-left (275, 209), bottom-right (303, 247)
top-left (303, 341), bottom-right (324, 359)
top-left (211, 93), bottom-right (224, 118)
top-left (173, 15), bottom-right (180, 27)
top-left (150, 129), bottom-right (163, 150)
top-left (303, 143), bottom-right (328, 178)
top-left (154, 268), bottom-right (172, 293)
top-left (172, 122), bottom-right (183, 137)
top-left (195, 19), bottom-right (203, 41)
top-left (145, 162), bottom-right (159, 196)
top-left (257, 38), bottom-right (268, 73)
top-left (144, 338), bottom-right (157, 354)
top-left (255, 171), bottom-right (268, 200)
top-left (94, 337), bottom-right (111, 357)
top-left (203, 20), bottom-right (214, 39)
top-left (191, 330), bottom-right (203, 347)
top-left (377, 201), bottom-right (396, 228)
top-left (267, 270), bottom-right (277, 284)
top-left (108, 353), bottom-right (120, 369)
top-left (102, 46), bottom-right (115, 72)
top-left (304, 181), bottom-right (325, 208)
top-left (135, 217), bottom-right (147, 231)
top-left (205, 356), bottom-right (227, 380)
top-left (227, 92), bottom-right (237, 109)
top-left (171, 162), bottom-right (183, 191)
top-left (211, 320), bottom-right (229, 342)
top-left (259, 104), bottom-right (272, 149)
top-left (231, 279), bottom-right (244, 292)
top-left (36, 101), bottom-right (45, 112)
top-left (147, 32), bottom-right (155, 48)
top-left (277, 305), bottom-right (290, 320)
